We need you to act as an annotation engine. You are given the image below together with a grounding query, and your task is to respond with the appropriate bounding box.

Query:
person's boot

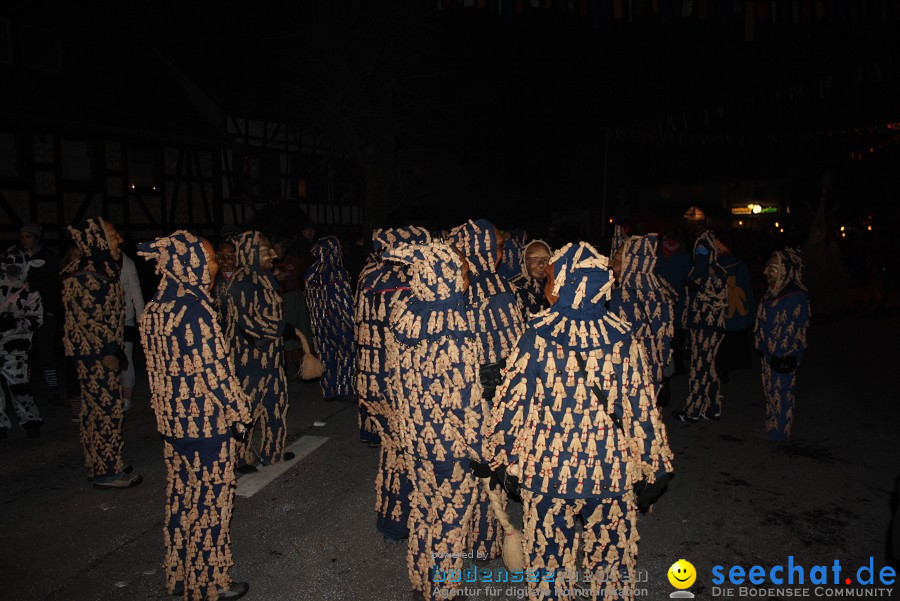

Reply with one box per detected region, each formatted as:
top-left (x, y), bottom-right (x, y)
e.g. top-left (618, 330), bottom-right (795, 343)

top-left (93, 472), bottom-right (143, 490)
top-left (48, 388), bottom-right (68, 407)
top-left (22, 420), bottom-right (42, 438)
top-left (216, 581), bottom-right (250, 600)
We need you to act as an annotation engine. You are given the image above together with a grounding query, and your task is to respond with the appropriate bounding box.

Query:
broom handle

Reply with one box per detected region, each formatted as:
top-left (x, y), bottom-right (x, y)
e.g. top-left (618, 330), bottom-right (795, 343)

top-left (297, 330), bottom-right (313, 354)
top-left (481, 478), bottom-right (518, 534)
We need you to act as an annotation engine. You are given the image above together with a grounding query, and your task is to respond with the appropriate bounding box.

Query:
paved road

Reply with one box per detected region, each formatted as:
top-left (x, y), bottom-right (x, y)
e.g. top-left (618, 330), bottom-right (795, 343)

top-left (2, 311), bottom-right (899, 600)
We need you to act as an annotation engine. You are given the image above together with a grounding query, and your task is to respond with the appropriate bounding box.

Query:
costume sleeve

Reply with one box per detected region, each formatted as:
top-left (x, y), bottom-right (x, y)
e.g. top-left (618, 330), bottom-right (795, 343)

top-left (178, 304), bottom-right (252, 426)
top-left (623, 340), bottom-right (674, 481)
top-left (9, 290), bottom-right (43, 334)
top-left (229, 280), bottom-right (284, 346)
top-left (65, 275), bottom-right (122, 357)
top-left (485, 333), bottom-right (537, 469)
top-left (777, 293), bottom-right (810, 362)
top-left (658, 298), bottom-right (674, 370)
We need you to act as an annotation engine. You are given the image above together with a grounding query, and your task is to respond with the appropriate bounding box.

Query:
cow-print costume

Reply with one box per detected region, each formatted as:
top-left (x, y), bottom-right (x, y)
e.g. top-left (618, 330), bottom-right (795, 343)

top-left (0, 249), bottom-right (44, 434)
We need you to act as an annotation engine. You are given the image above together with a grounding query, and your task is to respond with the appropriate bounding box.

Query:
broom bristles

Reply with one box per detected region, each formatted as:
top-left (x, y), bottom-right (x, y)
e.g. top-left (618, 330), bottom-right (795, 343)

top-left (483, 479), bottom-right (526, 572)
top-left (296, 331), bottom-right (325, 380)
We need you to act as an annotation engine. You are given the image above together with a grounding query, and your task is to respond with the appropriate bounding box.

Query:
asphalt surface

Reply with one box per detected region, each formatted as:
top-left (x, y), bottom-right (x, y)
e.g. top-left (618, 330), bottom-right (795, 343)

top-left (2, 310), bottom-right (899, 600)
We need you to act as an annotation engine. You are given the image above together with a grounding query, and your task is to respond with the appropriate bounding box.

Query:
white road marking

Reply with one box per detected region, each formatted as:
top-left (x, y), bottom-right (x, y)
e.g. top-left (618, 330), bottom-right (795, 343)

top-left (236, 435), bottom-right (330, 498)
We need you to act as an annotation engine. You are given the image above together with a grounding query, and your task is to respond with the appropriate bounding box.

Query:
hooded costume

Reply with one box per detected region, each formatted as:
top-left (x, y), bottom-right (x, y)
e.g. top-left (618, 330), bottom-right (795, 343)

top-left (497, 228), bottom-right (527, 282)
top-left (486, 242), bottom-right (674, 601)
top-left (354, 225), bottom-right (430, 540)
top-left (138, 231), bottom-right (252, 600)
top-left (753, 248), bottom-right (810, 441)
top-left (61, 218), bottom-right (129, 481)
top-left (610, 224), bottom-right (627, 258)
top-left (448, 218), bottom-right (525, 560)
top-left (608, 235), bottom-right (673, 393)
top-left (0, 248), bottom-right (44, 435)
top-left (223, 231), bottom-right (291, 465)
top-left (675, 230), bottom-right (728, 422)
top-left (384, 242), bottom-right (486, 601)
top-left (510, 239), bottom-right (552, 317)
top-left (304, 236), bottom-right (356, 401)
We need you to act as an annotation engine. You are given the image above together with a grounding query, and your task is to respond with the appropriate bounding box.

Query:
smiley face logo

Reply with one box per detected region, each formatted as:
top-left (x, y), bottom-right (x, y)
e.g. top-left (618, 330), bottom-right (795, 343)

top-left (668, 559), bottom-right (696, 589)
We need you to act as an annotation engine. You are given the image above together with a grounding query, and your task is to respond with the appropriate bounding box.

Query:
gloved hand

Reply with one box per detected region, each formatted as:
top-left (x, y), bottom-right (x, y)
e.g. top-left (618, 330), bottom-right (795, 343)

top-left (468, 459), bottom-right (493, 479)
top-left (770, 355), bottom-right (797, 374)
top-left (0, 313), bottom-right (16, 332)
top-left (114, 348), bottom-right (129, 374)
top-left (491, 465), bottom-right (521, 497)
top-left (231, 422), bottom-right (251, 443)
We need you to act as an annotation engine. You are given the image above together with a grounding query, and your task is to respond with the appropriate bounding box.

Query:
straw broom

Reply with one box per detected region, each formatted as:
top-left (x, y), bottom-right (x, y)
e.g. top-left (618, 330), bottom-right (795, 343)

top-left (481, 478), bottom-right (525, 572)
top-left (296, 330), bottom-right (325, 380)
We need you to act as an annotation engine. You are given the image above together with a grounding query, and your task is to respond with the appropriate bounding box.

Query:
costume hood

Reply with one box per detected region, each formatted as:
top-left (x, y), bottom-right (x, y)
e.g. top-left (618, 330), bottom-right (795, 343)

top-left (769, 246), bottom-right (806, 297)
top-left (384, 242), bottom-right (465, 303)
top-left (372, 226), bottom-right (431, 253)
top-left (137, 230), bottom-right (211, 299)
top-left (548, 242), bottom-right (614, 312)
top-left (63, 218), bottom-right (120, 279)
top-left (448, 219), bottom-right (499, 275)
top-left (618, 234), bottom-right (660, 291)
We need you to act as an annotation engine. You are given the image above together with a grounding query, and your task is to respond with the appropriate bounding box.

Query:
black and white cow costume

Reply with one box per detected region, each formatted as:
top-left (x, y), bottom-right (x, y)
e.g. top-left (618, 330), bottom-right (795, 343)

top-left (0, 248), bottom-right (45, 436)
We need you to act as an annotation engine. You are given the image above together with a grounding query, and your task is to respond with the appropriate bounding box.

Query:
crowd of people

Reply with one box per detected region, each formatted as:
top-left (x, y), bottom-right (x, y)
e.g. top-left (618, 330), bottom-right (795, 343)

top-left (0, 215), bottom-right (812, 600)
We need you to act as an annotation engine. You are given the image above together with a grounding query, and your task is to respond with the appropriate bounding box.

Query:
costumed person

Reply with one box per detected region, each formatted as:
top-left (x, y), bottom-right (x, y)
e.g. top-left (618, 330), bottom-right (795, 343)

top-left (383, 241), bottom-right (486, 601)
top-left (609, 223), bottom-right (627, 258)
top-left (608, 234), bottom-right (673, 397)
top-left (272, 237), bottom-right (305, 376)
top-left (212, 237), bottom-right (237, 323)
top-left (0, 249), bottom-right (45, 438)
top-left (62, 218), bottom-right (143, 489)
top-left (138, 231), bottom-right (251, 601)
top-left (486, 241), bottom-right (674, 601)
top-left (753, 248), bottom-right (810, 442)
top-left (17, 223), bottom-right (64, 406)
top-left (511, 239), bottom-right (552, 317)
top-left (714, 232), bottom-right (755, 383)
top-left (354, 225), bottom-right (431, 540)
top-left (497, 228), bottom-right (527, 282)
top-left (119, 251), bottom-right (145, 412)
top-left (655, 230), bottom-right (692, 376)
top-left (223, 231), bottom-right (297, 470)
top-left (448, 218), bottom-right (525, 562)
top-left (673, 230), bottom-right (728, 423)
top-left (304, 236), bottom-right (356, 401)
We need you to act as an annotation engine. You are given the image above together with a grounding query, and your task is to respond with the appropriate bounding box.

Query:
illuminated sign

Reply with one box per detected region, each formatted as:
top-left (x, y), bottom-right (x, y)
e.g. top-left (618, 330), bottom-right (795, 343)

top-left (731, 205), bottom-right (778, 215)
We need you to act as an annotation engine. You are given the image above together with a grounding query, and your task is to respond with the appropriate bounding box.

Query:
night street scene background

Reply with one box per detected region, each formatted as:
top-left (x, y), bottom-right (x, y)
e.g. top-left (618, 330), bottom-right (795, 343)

top-left (2, 1), bottom-right (900, 600)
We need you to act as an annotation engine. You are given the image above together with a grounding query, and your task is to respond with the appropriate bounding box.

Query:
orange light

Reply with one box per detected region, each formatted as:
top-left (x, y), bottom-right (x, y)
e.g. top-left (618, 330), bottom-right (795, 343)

top-left (867, 225), bottom-right (872, 231)
top-left (608, 218), bottom-right (614, 224)
top-left (738, 220), bottom-right (743, 226)
top-left (779, 228), bottom-right (784, 233)
top-left (841, 232), bottom-right (846, 238)
top-left (775, 221), bottom-right (780, 228)
top-left (840, 226), bottom-right (846, 232)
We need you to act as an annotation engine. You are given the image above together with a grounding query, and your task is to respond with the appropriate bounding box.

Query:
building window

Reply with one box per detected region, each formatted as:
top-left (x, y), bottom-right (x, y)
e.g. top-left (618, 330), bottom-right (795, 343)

top-left (61, 140), bottom-right (92, 181)
top-left (128, 147), bottom-right (156, 189)
top-left (0, 133), bottom-right (17, 177)
top-left (19, 24), bottom-right (62, 73)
